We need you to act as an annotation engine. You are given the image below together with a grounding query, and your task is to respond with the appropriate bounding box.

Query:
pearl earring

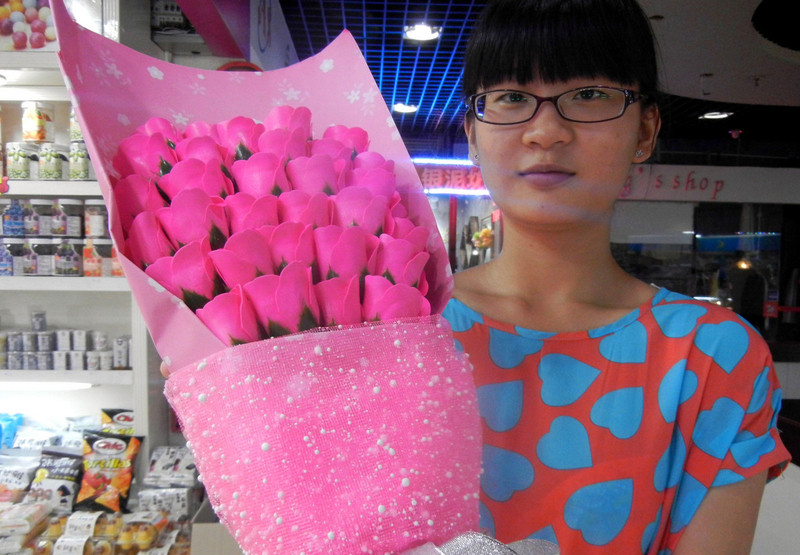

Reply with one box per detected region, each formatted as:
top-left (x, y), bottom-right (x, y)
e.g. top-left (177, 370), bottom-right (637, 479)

top-left (474, 153), bottom-right (479, 161)
top-left (635, 149), bottom-right (645, 158)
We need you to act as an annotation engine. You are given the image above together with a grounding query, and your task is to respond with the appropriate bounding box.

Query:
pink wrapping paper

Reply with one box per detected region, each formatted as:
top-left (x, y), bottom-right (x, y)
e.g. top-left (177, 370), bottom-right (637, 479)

top-left (50, 0), bottom-right (452, 370)
top-left (50, 2), bottom-right (481, 554)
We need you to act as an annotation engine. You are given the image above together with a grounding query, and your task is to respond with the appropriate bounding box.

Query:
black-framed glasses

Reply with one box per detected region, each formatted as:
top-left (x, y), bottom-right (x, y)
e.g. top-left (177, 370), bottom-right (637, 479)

top-left (467, 86), bottom-right (647, 125)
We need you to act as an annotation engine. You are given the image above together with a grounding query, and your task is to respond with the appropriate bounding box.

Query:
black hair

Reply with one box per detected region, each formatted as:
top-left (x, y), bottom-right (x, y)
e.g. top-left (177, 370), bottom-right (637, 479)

top-left (463, 0), bottom-right (660, 106)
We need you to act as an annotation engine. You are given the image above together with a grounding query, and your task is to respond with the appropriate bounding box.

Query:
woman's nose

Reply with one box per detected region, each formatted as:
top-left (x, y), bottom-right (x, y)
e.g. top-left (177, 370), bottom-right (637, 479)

top-left (520, 100), bottom-right (573, 149)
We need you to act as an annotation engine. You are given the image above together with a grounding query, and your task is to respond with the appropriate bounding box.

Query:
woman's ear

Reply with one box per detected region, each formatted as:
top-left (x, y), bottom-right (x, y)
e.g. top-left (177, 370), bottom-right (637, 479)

top-left (465, 117), bottom-right (479, 166)
top-left (635, 105), bottom-right (661, 162)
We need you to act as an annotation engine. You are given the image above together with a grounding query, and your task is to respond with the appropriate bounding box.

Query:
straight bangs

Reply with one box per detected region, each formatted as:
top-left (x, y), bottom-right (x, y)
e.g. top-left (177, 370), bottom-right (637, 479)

top-left (463, 0), bottom-right (659, 99)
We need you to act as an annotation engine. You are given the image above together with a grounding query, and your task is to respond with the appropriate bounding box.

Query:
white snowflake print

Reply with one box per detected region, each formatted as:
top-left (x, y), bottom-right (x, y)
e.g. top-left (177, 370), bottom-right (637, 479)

top-left (106, 62), bottom-right (123, 80)
top-left (227, 72), bottom-right (246, 84)
top-left (117, 114), bottom-right (131, 126)
top-left (171, 111), bottom-right (191, 127)
top-left (343, 84), bottom-right (379, 117)
top-left (346, 89), bottom-right (361, 104)
top-left (320, 59), bottom-right (335, 73)
top-left (271, 79), bottom-right (308, 104)
top-left (283, 87), bottom-right (302, 101)
top-left (189, 81), bottom-right (207, 95)
top-left (148, 66), bottom-right (165, 80)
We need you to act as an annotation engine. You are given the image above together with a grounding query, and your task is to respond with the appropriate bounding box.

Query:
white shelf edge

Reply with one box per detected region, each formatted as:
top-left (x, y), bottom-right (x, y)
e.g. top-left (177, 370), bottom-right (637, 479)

top-left (0, 369), bottom-right (133, 386)
top-left (4, 180), bottom-right (101, 197)
top-left (0, 276), bottom-right (129, 292)
top-left (0, 51), bottom-right (60, 70)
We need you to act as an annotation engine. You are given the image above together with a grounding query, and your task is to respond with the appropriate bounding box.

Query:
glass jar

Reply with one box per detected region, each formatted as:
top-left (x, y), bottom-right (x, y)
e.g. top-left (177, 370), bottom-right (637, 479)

top-left (19, 238), bottom-right (37, 276)
top-left (38, 143), bottom-right (69, 180)
top-left (70, 107), bottom-right (83, 142)
top-left (32, 238), bottom-right (56, 276)
top-left (51, 199), bottom-right (83, 238)
top-left (21, 101), bottom-right (55, 143)
top-left (0, 198), bottom-right (8, 236)
top-left (0, 238), bottom-right (14, 276)
top-left (54, 238), bottom-right (82, 276)
top-left (6, 142), bottom-right (36, 179)
top-left (2, 198), bottom-right (24, 237)
top-left (84, 199), bottom-right (109, 238)
top-left (2, 238), bottom-right (25, 275)
top-left (69, 141), bottom-right (91, 180)
top-left (23, 199), bottom-right (53, 236)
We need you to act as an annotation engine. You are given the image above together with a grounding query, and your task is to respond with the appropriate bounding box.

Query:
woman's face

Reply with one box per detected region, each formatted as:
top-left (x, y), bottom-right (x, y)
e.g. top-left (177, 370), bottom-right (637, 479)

top-left (465, 78), bottom-right (661, 231)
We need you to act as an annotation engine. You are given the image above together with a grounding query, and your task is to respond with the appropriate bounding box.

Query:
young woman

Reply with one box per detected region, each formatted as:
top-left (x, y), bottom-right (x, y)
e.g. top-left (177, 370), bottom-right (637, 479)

top-left (443, 0), bottom-right (791, 553)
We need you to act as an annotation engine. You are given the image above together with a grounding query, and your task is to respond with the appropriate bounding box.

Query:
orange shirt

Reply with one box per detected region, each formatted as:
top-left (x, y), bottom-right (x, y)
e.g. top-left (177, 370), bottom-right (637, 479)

top-left (443, 288), bottom-right (790, 554)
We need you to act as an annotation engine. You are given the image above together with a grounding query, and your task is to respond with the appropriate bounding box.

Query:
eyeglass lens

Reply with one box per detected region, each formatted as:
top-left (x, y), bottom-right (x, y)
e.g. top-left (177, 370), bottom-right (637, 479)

top-left (474, 87), bottom-right (632, 124)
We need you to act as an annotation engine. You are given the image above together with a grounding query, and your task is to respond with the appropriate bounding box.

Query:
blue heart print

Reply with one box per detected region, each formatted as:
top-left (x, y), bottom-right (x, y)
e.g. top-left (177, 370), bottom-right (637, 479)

top-left (598, 321), bottom-right (648, 363)
top-left (747, 367), bottom-right (770, 414)
top-left (477, 381), bottom-right (524, 432)
top-left (657, 360), bottom-right (698, 423)
top-left (590, 387), bottom-right (644, 439)
top-left (730, 430), bottom-right (776, 468)
top-left (537, 416), bottom-right (593, 470)
top-left (489, 328), bottom-right (543, 368)
top-left (479, 501), bottom-right (495, 536)
top-left (693, 397), bottom-right (745, 459)
top-left (539, 354), bottom-right (600, 407)
top-left (641, 506), bottom-right (663, 554)
top-left (669, 473), bottom-right (707, 534)
top-left (694, 321), bottom-right (749, 373)
top-left (442, 300), bottom-right (483, 332)
top-left (481, 444), bottom-right (534, 502)
top-left (564, 479), bottom-right (633, 545)
top-left (651, 304), bottom-right (707, 338)
top-left (527, 525), bottom-right (558, 546)
top-left (654, 428), bottom-right (686, 492)
top-left (712, 469), bottom-right (744, 487)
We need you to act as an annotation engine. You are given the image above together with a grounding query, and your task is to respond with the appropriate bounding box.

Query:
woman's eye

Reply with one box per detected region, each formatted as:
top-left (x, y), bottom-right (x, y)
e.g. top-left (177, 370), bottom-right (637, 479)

top-left (574, 88), bottom-right (609, 101)
top-left (497, 92), bottom-right (528, 104)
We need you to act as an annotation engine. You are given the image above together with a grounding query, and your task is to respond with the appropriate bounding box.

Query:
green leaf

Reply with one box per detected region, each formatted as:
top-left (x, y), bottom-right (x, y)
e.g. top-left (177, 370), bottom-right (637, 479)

top-left (298, 306), bottom-right (319, 332)
top-left (235, 143), bottom-right (253, 161)
top-left (159, 156), bottom-right (173, 176)
top-left (268, 321), bottom-right (292, 338)
top-left (181, 289), bottom-right (210, 312)
top-left (209, 224), bottom-right (227, 250)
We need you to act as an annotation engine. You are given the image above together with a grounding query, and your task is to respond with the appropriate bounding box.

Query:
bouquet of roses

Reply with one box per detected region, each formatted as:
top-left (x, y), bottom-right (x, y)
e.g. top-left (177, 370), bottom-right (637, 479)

top-left (50, 2), bottom-right (482, 555)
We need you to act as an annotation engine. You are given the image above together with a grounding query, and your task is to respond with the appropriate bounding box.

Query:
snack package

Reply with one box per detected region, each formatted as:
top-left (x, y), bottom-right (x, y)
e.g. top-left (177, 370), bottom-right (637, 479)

top-left (115, 511), bottom-right (169, 552)
top-left (11, 428), bottom-right (58, 451)
top-left (136, 488), bottom-right (199, 522)
top-left (0, 449), bottom-right (41, 504)
top-left (46, 536), bottom-right (114, 555)
top-left (0, 503), bottom-right (50, 536)
top-left (142, 447), bottom-right (196, 489)
top-left (74, 432), bottom-right (142, 513)
top-left (62, 511), bottom-right (123, 539)
top-left (99, 410), bottom-right (135, 437)
top-left (23, 448), bottom-right (83, 514)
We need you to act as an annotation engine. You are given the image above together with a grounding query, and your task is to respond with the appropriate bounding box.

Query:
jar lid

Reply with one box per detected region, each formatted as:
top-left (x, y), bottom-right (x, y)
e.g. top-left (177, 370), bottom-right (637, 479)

top-left (6, 142), bottom-right (38, 152)
top-left (84, 199), bottom-right (107, 206)
top-left (55, 198), bottom-right (84, 205)
top-left (39, 143), bottom-right (69, 152)
top-left (56, 238), bottom-right (83, 245)
top-left (1, 237), bottom-right (25, 244)
top-left (28, 198), bottom-right (53, 205)
top-left (21, 101), bottom-right (54, 109)
top-left (87, 238), bottom-right (113, 245)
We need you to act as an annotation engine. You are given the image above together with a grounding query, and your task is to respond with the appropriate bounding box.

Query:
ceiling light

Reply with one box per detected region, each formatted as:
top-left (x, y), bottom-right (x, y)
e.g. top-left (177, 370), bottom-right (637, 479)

top-left (403, 23), bottom-right (441, 41)
top-left (393, 102), bottom-right (418, 114)
top-left (699, 111), bottom-right (734, 120)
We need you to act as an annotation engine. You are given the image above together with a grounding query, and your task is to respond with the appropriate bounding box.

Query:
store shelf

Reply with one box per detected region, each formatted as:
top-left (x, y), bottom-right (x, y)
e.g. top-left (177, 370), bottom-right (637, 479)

top-left (0, 369), bottom-right (133, 386)
top-left (0, 51), bottom-right (60, 71)
top-left (4, 180), bottom-right (101, 197)
top-left (0, 276), bottom-right (129, 292)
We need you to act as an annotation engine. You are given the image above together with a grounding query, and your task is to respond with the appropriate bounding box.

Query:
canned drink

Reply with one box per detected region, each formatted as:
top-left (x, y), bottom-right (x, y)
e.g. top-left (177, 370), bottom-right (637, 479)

top-left (30, 310), bottom-right (47, 332)
top-left (90, 330), bottom-right (108, 351)
top-left (36, 352), bottom-right (53, 370)
top-left (99, 350), bottom-right (113, 370)
top-left (72, 329), bottom-right (87, 351)
top-left (0, 331), bottom-right (6, 352)
top-left (21, 331), bottom-right (36, 352)
top-left (55, 329), bottom-right (72, 351)
top-left (113, 336), bottom-right (130, 369)
top-left (0, 352), bottom-right (6, 370)
top-left (7, 351), bottom-right (23, 370)
top-left (37, 332), bottom-right (55, 352)
top-left (6, 331), bottom-right (22, 352)
top-left (68, 351), bottom-right (85, 371)
top-left (86, 351), bottom-right (100, 371)
top-left (53, 350), bottom-right (69, 370)
top-left (69, 141), bottom-right (91, 180)
top-left (22, 352), bottom-right (38, 370)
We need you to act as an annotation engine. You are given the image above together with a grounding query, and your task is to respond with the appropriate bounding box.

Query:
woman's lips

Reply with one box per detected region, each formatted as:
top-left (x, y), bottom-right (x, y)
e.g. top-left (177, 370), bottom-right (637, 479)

top-left (518, 166), bottom-right (574, 188)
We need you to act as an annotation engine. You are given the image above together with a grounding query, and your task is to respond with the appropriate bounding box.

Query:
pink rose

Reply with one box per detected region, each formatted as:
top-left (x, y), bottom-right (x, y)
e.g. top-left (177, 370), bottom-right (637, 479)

top-left (345, 151), bottom-right (396, 198)
top-left (224, 192), bottom-right (279, 235)
top-left (313, 225), bottom-right (378, 281)
top-left (183, 120), bottom-right (215, 139)
top-left (285, 154), bottom-right (344, 195)
top-left (314, 275), bottom-right (362, 326)
top-left (257, 127), bottom-right (309, 160)
top-left (145, 238), bottom-right (220, 311)
top-left (260, 221), bottom-right (315, 272)
top-left (124, 211), bottom-right (174, 268)
top-left (196, 285), bottom-right (263, 346)
top-left (213, 116), bottom-right (265, 160)
top-left (174, 135), bottom-right (227, 167)
top-left (322, 124), bottom-right (370, 155)
top-left (263, 105), bottom-right (312, 137)
top-left (374, 234), bottom-right (430, 290)
top-left (137, 117), bottom-right (180, 144)
top-left (309, 137), bottom-right (352, 160)
top-left (243, 261), bottom-right (320, 337)
top-left (277, 190), bottom-right (333, 228)
top-left (208, 229), bottom-right (274, 289)
top-left (362, 275), bottom-right (431, 321)
top-left (156, 188), bottom-right (229, 250)
top-left (113, 132), bottom-right (178, 180)
top-left (231, 152), bottom-right (291, 196)
top-left (158, 158), bottom-right (234, 201)
top-left (332, 186), bottom-right (389, 235)
top-left (112, 173), bottom-right (167, 237)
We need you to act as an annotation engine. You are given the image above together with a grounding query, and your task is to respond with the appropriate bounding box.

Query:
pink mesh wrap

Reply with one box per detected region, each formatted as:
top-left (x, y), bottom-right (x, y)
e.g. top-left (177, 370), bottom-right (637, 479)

top-left (165, 315), bottom-right (481, 555)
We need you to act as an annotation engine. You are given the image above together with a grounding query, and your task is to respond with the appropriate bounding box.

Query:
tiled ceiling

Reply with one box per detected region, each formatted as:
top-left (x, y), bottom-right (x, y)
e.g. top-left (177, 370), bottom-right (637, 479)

top-left (278, 0), bottom-right (800, 167)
